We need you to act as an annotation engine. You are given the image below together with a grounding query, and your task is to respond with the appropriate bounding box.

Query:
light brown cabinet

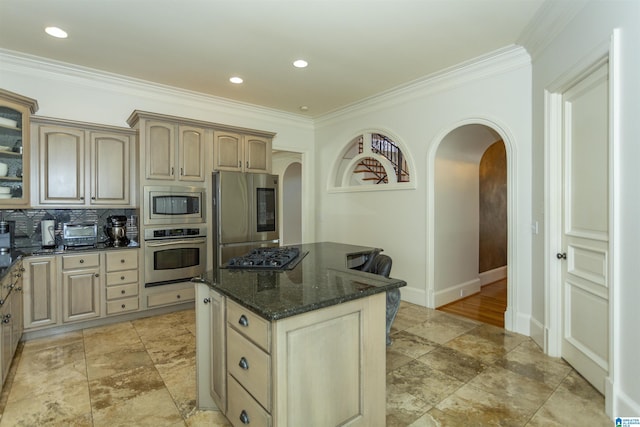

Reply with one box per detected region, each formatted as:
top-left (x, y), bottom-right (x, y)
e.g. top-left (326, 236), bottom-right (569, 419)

top-left (213, 131), bottom-right (272, 173)
top-left (141, 119), bottom-right (205, 183)
top-left (195, 283), bottom-right (226, 412)
top-left (197, 288), bottom-right (386, 426)
top-left (32, 117), bottom-right (135, 207)
top-left (23, 255), bottom-right (57, 329)
top-left (61, 253), bottom-right (101, 323)
top-left (105, 250), bottom-right (139, 315)
top-left (0, 260), bottom-right (23, 386)
top-left (0, 89), bottom-right (38, 208)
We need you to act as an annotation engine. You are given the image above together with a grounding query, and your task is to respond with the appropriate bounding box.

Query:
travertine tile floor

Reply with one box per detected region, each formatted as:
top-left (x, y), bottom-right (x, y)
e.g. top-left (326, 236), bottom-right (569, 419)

top-left (0, 302), bottom-right (611, 426)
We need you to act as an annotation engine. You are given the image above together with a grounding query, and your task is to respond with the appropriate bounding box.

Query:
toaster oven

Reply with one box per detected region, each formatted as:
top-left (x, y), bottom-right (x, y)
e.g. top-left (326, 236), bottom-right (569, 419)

top-left (62, 223), bottom-right (98, 248)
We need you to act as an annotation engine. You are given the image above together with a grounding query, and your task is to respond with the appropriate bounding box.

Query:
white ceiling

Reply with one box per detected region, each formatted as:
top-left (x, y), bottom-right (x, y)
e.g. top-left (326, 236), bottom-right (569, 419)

top-left (0, 0), bottom-right (545, 117)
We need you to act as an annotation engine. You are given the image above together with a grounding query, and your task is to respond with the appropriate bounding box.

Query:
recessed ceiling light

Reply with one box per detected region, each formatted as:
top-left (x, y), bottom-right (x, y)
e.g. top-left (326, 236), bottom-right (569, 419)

top-left (299, 106), bottom-right (309, 112)
top-left (229, 76), bottom-right (243, 84)
top-left (293, 59), bottom-right (308, 68)
top-left (45, 26), bottom-right (68, 39)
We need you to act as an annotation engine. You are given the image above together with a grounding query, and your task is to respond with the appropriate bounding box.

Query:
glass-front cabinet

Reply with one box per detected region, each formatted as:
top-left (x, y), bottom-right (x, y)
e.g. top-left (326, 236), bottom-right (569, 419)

top-left (0, 89), bottom-right (38, 207)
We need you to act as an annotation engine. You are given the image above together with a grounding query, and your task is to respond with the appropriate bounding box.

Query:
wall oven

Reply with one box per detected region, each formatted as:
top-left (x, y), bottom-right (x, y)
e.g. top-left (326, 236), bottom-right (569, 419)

top-left (143, 185), bottom-right (205, 225)
top-left (143, 225), bottom-right (206, 286)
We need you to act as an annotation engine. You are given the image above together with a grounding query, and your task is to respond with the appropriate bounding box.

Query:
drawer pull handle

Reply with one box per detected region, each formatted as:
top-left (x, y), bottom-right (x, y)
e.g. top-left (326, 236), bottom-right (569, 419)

top-left (238, 357), bottom-right (249, 370)
top-left (238, 315), bottom-right (249, 327)
top-left (239, 410), bottom-right (250, 425)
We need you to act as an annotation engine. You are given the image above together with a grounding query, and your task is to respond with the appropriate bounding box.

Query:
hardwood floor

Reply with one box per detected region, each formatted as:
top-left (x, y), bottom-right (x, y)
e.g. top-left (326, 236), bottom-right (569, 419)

top-left (437, 279), bottom-right (507, 328)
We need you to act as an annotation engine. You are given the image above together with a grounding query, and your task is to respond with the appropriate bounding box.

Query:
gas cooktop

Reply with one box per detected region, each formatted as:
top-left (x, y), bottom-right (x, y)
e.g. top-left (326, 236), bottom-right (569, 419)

top-left (225, 247), bottom-right (307, 270)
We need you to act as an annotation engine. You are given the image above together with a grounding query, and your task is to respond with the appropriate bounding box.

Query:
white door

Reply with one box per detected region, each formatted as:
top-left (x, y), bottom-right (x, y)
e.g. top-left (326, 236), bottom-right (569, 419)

top-left (559, 61), bottom-right (609, 393)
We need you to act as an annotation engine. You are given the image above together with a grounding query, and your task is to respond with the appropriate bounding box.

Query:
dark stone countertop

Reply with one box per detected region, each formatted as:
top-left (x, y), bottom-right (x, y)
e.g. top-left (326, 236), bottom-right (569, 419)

top-left (193, 241), bottom-right (406, 321)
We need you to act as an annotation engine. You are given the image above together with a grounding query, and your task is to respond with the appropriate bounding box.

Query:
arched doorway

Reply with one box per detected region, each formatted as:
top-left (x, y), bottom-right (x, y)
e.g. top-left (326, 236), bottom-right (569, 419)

top-left (282, 162), bottom-right (302, 245)
top-left (427, 120), bottom-right (516, 331)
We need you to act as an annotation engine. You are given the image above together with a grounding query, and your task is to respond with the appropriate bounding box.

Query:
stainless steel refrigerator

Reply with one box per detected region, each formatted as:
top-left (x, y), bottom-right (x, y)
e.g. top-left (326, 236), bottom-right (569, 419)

top-left (212, 171), bottom-right (279, 270)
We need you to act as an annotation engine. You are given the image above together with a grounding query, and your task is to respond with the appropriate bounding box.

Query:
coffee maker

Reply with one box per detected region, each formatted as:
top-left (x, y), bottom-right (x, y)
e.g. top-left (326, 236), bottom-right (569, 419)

top-left (0, 220), bottom-right (15, 253)
top-left (105, 216), bottom-right (130, 247)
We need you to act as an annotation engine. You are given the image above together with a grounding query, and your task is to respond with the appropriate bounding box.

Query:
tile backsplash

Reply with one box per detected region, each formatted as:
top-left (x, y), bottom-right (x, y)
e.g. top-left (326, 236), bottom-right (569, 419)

top-left (0, 208), bottom-right (139, 248)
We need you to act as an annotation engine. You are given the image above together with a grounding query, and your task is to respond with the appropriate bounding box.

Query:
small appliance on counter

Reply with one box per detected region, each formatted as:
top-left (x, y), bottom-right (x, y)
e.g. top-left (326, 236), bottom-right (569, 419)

top-left (62, 222), bottom-right (97, 249)
top-left (41, 219), bottom-right (56, 248)
top-left (0, 220), bottom-right (15, 253)
top-left (104, 215), bottom-right (129, 247)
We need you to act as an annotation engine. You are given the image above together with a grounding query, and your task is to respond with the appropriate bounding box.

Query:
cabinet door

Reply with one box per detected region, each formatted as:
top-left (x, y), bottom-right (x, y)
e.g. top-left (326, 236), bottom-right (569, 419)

top-left (179, 126), bottom-right (205, 182)
top-left (245, 136), bottom-right (272, 173)
top-left (209, 288), bottom-right (226, 412)
top-left (38, 125), bottom-right (85, 204)
top-left (213, 132), bottom-right (243, 171)
top-left (11, 280), bottom-right (23, 356)
top-left (61, 268), bottom-right (101, 323)
top-left (23, 256), bottom-right (57, 329)
top-left (0, 94), bottom-right (33, 208)
top-left (145, 121), bottom-right (175, 180)
top-left (90, 132), bottom-right (131, 205)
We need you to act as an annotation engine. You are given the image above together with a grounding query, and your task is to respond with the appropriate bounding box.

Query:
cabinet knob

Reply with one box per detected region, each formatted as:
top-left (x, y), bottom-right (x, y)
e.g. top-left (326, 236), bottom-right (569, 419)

top-left (238, 357), bottom-right (249, 370)
top-left (80, 196), bottom-right (85, 200)
top-left (0, 298), bottom-right (4, 306)
top-left (176, 294), bottom-right (181, 299)
top-left (121, 304), bottom-right (126, 309)
top-left (239, 410), bottom-right (250, 425)
top-left (203, 297), bottom-right (211, 304)
top-left (2, 318), bottom-right (9, 324)
top-left (79, 259), bottom-right (84, 264)
top-left (121, 290), bottom-right (126, 294)
top-left (91, 196), bottom-right (96, 200)
top-left (121, 276), bottom-right (125, 280)
top-left (121, 259), bottom-right (125, 263)
top-left (171, 167), bottom-right (175, 176)
top-left (238, 314), bottom-right (249, 327)
top-left (94, 273), bottom-right (100, 277)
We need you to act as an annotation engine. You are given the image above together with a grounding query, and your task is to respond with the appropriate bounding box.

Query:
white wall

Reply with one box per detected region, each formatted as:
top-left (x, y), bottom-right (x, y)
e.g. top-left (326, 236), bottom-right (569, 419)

top-left (314, 46), bottom-right (532, 335)
top-left (527, 0), bottom-right (640, 416)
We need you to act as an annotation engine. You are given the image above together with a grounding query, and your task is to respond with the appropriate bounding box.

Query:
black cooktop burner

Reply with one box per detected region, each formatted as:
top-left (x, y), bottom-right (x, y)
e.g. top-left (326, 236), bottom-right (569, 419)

top-left (226, 247), bottom-right (306, 270)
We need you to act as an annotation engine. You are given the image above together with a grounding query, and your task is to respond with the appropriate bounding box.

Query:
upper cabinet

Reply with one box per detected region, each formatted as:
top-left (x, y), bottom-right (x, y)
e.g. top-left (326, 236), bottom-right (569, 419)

top-left (128, 111), bottom-right (275, 186)
top-left (0, 89), bottom-right (38, 208)
top-left (32, 117), bottom-right (136, 207)
top-left (213, 131), bottom-right (272, 173)
top-left (129, 113), bottom-right (206, 184)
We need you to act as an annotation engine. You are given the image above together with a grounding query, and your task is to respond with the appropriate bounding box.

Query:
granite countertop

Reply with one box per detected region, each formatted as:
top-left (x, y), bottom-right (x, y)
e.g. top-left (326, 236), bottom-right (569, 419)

top-left (193, 241), bottom-right (406, 321)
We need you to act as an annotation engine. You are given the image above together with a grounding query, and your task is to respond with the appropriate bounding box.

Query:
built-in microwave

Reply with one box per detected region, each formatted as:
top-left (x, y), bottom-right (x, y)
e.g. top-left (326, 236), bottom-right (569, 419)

top-left (143, 186), bottom-right (205, 225)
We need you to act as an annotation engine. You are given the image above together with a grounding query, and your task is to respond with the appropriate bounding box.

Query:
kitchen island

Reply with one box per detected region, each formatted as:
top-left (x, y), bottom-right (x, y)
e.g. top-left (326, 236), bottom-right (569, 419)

top-left (193, 242), bottom-right (406, 427)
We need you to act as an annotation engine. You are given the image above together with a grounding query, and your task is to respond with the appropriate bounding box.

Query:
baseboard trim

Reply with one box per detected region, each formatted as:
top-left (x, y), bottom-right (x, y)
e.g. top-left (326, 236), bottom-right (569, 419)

top-left (479, 265), bottom-right (507, 286)
top-left (399, 286), bottom-right (427, 307)
top-left (529, 316), bottom-right (545, 349)
top-left (612, 384), bottom-right (640, 418)
top-left (434, 278), bottom-right (481, 308)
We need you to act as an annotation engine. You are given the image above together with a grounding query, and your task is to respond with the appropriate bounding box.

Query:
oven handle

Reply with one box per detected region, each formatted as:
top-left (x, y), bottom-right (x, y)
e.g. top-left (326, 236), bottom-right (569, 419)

top-left (145, 238), bottom-right (207, 247)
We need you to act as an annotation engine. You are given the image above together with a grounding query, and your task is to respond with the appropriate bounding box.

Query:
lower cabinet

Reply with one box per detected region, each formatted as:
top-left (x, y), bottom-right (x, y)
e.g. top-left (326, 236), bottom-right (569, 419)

top-left (61, 253), bottom-right (101, 323)
top-left (196, 287), bottom-right (386, 426)
top-left (0, 261), bottom-right (23, 386)
top-left (23, 249), bottom-right (141, 333)
top-left (23, 255), bottom-right (57, 329)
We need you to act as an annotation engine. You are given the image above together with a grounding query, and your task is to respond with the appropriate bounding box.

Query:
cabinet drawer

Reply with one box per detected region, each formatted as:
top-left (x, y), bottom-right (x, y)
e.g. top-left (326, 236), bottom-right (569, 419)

top-left (146, 287), bottom-right (195, 307)
top-left (106, 296), bottom-right (139, 315)
top-left (227, 299), bottom-right (270, 351)
top-left (227, 375), bottom-right (271, 427)
top-left (105, 250), bottom-right (138, 272)
top-left (106, 283), bottom-right (138, 300)
top-left (106, 270), bottom-right (138, 286)
top-left (227, 327), bottom-right (271, 410)
top-left (62, 253), bottom-right (100, 270)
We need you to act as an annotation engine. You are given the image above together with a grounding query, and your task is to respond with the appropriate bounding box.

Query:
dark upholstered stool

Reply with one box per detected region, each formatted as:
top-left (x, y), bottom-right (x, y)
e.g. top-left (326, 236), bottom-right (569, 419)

top-left (361, 254), bottom-right (401, 346)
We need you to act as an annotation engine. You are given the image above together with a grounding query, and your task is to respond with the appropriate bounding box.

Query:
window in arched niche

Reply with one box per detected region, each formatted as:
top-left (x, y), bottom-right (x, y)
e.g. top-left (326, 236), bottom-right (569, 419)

top-left (333, 132), bottom-right (411, 188)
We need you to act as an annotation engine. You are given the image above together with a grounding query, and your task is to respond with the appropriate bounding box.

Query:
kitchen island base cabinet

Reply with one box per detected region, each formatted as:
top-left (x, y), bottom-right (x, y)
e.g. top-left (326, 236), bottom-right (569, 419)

top-left (198, 290), bottom-right (387, 426)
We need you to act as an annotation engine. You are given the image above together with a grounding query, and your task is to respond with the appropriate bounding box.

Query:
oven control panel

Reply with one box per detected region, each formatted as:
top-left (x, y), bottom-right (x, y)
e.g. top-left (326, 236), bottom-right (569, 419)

top-left (143, 226), bottom-right (206, 240)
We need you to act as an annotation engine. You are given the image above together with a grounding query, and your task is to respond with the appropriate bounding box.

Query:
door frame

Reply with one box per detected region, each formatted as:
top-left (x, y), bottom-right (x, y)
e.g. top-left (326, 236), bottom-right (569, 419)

top-left (544, 32), bottom-right (620, 415)
top-left (426, 117), bottom-right (520, 332)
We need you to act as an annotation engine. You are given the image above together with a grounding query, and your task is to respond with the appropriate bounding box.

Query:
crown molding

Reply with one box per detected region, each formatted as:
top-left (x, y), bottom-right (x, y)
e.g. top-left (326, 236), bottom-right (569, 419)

top-left (517, 0), bottom-right (588, 60)
top-left (0, 48), bottom-right (314, 130)
top-left (315, 44), bottom-right (531, 127)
